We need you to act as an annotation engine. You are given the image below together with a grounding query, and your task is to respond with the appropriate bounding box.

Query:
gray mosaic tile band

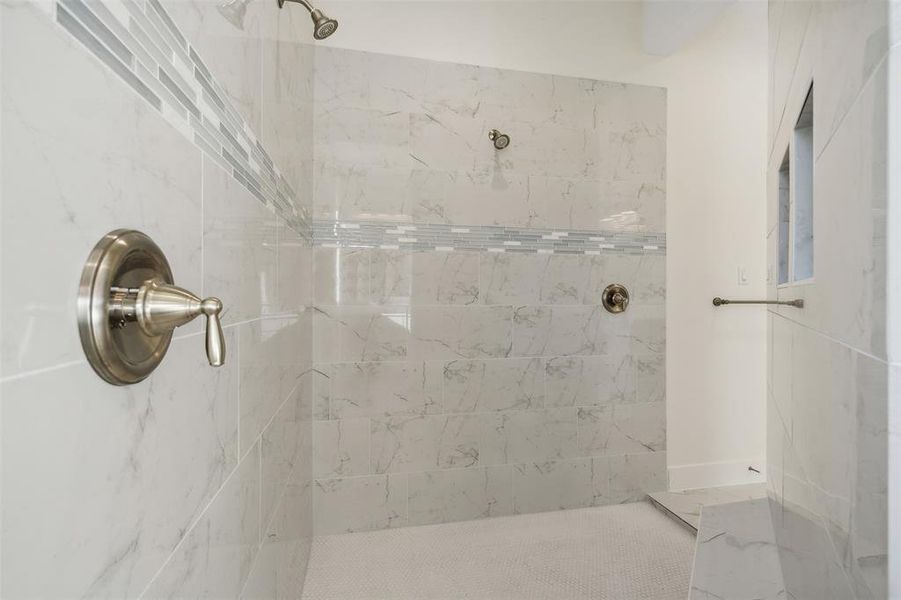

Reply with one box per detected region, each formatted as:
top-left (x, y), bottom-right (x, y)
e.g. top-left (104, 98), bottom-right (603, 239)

top-left (314, 221), bottom-right (667, 255)
top-left (53, 0), bottom-right (308, 235)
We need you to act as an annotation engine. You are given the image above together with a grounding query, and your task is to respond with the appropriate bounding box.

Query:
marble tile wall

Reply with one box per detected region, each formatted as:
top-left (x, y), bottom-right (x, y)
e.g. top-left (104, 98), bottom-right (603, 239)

top-left (312, 48), bottom-right (667, 534)
top-left (1, 1), bottom-right (313, 597)
top-left (767, 1), bottom-right (889, 597)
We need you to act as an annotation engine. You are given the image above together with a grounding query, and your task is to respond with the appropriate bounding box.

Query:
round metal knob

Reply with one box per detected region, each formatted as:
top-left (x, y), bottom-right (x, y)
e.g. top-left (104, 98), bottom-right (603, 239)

top-left (602, 284), bottom-right (630, 314)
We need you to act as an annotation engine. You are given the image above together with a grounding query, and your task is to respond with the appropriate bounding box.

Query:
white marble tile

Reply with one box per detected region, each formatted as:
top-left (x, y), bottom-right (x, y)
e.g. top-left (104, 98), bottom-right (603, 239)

top-left (442, 358), bottom-right (544, 413)
top-left (408, 111), bottom-right (493, 173)
top-left (1, 332), bottom-right (238, 599)
top-left (313, 163), bottom-right (414, 222)
top-left (313, 418), bottom-right (370, 478)
top-left (512, 306), bottom-right (611, 357)
top-left (144, 444), bottom-right (261, 599)
top-left (690, 498), bottom-right (786, 600)
top-left (608, 451), bottom-right (668, 503)
top-left (577, 402), bottom-right (666, 457)
top-left (239, 316), bottom-right (305, 453)
top-left (371, 414), bottom-right (481, 473)
top-left (313, 474), bottom-right (408, 535)
top-left (313, 305), bottom-right (411, 362)
top-left (546, 355), bottom-right (634, 407)
top-left (276, 219), bottom-right (313, 315)
top-left (409, 306), bottom-right (513, 360)
top-left (313, 247), bottom-right (370, 306)
top-left (326, 361), bottom-right (441, 419)
top-left (203, 156), bottom-right (278, 325)
top-left (0, 4), bottom-right (202, 376)
top-left (512, 458), bottom-right (609, 514)
top-left (407, 466), bottom-right (514, 526)
top-left (261, 386), bottom-right (308, 531)
top-left (481, 408), bottom-right (578, 465)
top-left (410, 251), bottom-right (480, 305)
top-left (315, 106), bottom-right (410, 169)
top-left (481, 253), bottom-right (546, 305)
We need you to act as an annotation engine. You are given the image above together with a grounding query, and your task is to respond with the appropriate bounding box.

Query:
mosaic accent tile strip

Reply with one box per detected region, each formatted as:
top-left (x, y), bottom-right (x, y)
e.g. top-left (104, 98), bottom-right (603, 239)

top-left (314, 221), bottom-right (667, 255)
top-left (53, 0), bottom-right (308, 235)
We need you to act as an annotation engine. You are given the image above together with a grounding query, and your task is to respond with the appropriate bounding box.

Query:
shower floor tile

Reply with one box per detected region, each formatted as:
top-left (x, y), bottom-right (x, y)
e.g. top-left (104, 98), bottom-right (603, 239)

top-left (301, 501), bottom-right (694, 599)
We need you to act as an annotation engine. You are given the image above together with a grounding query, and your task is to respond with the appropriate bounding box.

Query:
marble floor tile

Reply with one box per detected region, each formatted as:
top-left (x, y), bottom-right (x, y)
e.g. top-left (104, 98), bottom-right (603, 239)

top-left (648, 483), bottom-right (768, 532)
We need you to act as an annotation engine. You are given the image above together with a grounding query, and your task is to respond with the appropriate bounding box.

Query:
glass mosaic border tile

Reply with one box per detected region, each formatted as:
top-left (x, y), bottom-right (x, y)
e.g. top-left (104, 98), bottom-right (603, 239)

top-left (314, 220), bottom-right (667, 255)
top-left (53, 0), bottom-right (308, 234)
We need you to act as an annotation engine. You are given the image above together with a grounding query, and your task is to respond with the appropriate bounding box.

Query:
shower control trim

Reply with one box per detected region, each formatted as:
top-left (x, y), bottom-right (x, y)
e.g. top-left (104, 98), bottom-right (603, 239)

top-left (77, 229), bottom-right (226, 386)
top-left (602, 284), bottom-right (630, 314)
top-left (488, 129), bottom-right (511, 150)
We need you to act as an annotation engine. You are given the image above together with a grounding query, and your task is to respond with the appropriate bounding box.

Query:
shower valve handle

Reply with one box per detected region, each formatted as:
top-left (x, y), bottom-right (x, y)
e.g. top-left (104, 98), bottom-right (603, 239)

top-left (110, 279), bottom-right (226, 367)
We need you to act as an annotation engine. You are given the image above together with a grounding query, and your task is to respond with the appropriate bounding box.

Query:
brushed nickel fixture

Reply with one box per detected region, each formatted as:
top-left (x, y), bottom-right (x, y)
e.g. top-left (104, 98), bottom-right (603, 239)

top-left (488, 129), bottom-right (511, 150)
top-left (712, 297), bottom-right (804, 308)
top-left (602, 284), bottom-right (630, 314)
top-left (78, 230), bottom-right (225, 386)
top-left (218, 0), bottom-right (338, 39)
top-left (277, 0), bottom-right (338, 39)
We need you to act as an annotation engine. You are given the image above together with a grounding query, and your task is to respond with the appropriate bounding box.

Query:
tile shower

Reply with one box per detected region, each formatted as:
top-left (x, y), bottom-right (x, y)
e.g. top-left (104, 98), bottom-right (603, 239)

top-left (310, 48), bottom-right (667, 534)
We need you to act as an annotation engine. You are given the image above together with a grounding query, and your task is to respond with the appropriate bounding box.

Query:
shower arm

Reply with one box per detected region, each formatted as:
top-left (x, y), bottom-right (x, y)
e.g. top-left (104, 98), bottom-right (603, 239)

top-left (278, 0), bottom-right (315, 12)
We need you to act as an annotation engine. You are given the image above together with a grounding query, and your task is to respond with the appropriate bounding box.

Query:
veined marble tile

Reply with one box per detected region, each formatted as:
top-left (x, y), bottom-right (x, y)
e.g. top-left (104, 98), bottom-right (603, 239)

top-left (0, 3), bottom-right (202, 376)
top-left (442, 358), bottom-right (544, 413)
top-left (577, 402), bottom-right (666, 457)
top-left (545, 355), bottom-right (634, 407)
top-left (276, 218), bottom-right (313, 315)
top-left (241, 482), bottom-right (312, 600)
top-left (481, 253), bottom-right (546, 306)
top-left (313, 247), bottom-right (370, 306)
top-left (371, 414), bottom-right (481, 474)
top-left (407, 466), bottom-right (514, 526)
top-left (512, 458), bottom-right (609, 514)
top-left (203, 155), bottom-right (278, 325)
top-left (608, 451), bottom-right (667, 503)
top-left (313, 163), bottom-right (414, 222)
top-left (261, 387), bottom-right (308, 531)
top-left (409, 305), bottom-right (513, 360)
top-left (512, 305), bottom-right (611, 357)
top-left (313, 474), bottom-right (408, 535)
top-left (1, 333), bottom-right (238, 598)
top-left (315, 106), bottom-right (410, 170)
top-left (144, 445), bottom-right (261, 599)
top-left (325, 361), bottom-right (442, 419)
top-left (313, 418), bottom-right (370, 479)
top-left (409, 111), bottom-right (494, 173)
top-left (313, 305), bottom-right (411, 362)
top-left (410, 251), bottom-right (480, 305)
top-left (481, 408), bottom-right (578, 465)
top-left (690, 498), bottom-right (786, 600)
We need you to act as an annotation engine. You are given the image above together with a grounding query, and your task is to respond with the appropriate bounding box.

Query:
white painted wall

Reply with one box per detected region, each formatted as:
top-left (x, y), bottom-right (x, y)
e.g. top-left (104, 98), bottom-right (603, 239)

top-left (319, 0), bottom-right (769, 489)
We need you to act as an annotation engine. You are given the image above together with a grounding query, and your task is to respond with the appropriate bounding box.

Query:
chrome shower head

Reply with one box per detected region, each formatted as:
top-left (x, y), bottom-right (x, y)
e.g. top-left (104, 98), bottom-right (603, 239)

top-left (278, 0), bottom-right (338, 40)
top-left (488, 129), bottom-right (510, 150)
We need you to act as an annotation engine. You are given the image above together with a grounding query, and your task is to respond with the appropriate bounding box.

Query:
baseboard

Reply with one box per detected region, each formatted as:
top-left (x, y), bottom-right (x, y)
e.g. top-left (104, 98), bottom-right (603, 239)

top-left (668, 458), bottom-right (766, 491)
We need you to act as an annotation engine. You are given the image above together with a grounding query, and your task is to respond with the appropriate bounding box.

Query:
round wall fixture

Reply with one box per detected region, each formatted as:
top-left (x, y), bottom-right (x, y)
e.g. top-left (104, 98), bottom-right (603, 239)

top-left (602, 283), bottom-right (630, 314)
top-left (77, 229), bottom-right (225, 385)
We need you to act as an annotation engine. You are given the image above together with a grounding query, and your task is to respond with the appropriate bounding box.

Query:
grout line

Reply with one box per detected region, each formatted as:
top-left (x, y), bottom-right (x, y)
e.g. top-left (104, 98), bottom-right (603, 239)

top-left (769, 308), bottom-right (889, 366)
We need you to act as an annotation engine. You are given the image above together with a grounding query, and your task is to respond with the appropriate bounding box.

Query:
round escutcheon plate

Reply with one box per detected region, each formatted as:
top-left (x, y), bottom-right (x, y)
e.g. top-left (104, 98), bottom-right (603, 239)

top-left (77, 229), bottom-right (174, 385)
top-left (602, 283), bottom-right (630, 314)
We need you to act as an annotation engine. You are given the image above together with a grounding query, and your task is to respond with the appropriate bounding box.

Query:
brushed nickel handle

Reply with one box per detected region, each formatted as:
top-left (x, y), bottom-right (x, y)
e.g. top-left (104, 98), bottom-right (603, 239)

top-left (79, 230), bottom-right (226, 385)
top-left (116, 279), bottom-right (226, 367)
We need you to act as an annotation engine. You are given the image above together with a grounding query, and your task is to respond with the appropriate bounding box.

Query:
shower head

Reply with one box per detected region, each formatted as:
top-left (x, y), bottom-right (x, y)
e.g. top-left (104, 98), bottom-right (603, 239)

top-left (278, 0), bottom-right (338, 39)
top-left (310, 8), bottom-right (339, 39)
top-left (217, 0), bottom-right (249, 29)
top-left (488, 129), bottom-right (510, 150)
